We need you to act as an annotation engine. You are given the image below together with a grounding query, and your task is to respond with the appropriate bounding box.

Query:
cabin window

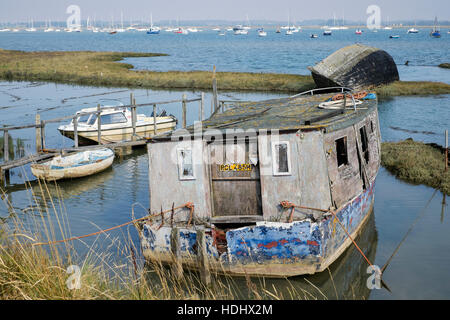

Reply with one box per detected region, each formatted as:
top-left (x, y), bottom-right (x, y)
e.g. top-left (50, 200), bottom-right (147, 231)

top-left (177, 148), bottom-right (195, 180)
top-left (77, 114), bottom-right (90, 123)
top-left (359, 126), bottom-right (370, 163)
top-left (272, 141), bottom-right (291, 176)
top-left (101, 113), bottom-right (127, 125)
top-left (335, 137), bottom-right (348, 167)
top-left (88, 115), bottom-right (97, 125)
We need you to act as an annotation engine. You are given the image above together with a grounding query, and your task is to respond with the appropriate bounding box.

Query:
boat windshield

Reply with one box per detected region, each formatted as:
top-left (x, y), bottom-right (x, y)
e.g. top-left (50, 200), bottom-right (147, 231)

top-left (77, 114), bottom-right (90, 123)
top-left (101, 112), bottom-right (127, 125)
top-left (88, 114), bottom-right (97, 125)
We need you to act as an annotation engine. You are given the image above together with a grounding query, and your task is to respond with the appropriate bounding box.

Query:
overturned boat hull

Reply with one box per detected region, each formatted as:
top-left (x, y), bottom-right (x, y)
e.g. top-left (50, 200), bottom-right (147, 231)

top-left (308, 44), bottom-right (399, 89)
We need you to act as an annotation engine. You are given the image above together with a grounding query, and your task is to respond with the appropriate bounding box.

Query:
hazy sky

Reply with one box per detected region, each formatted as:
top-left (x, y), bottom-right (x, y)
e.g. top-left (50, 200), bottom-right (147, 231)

top-left (0, 0), bottom-right (449, 23)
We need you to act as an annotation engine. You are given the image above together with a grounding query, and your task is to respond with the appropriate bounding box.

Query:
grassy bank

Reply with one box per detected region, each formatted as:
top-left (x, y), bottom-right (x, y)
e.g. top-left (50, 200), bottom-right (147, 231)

top-left (374, 80), bottom-right (450, 98)
top-left (0, 49), bottom-right (315, 93)
top-left (381, 139), bottom-right (449, 195)
top-left (439, 63), bottom-right (450, 69)
top-left (1, 49), bottom-right (450, 96)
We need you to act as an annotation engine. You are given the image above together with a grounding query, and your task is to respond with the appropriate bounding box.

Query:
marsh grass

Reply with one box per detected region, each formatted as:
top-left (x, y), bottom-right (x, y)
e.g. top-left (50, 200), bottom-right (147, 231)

top-left (374, 81), bottom-right (450, 98)
top-left (381, 139), bottom-right (450, 195)
top-left (0, 177), bottom-right (327, 300)
top-left (3, 49), bottom-right (449, 96)
top-left (0, 49), bottom-right (315, 93)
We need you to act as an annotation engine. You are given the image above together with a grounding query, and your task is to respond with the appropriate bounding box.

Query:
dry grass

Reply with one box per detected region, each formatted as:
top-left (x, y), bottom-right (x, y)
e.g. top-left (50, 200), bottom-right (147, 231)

top-left (0, 179), bottom-right (326, 300)
top-left (381, 139), bottom-right (450, 195)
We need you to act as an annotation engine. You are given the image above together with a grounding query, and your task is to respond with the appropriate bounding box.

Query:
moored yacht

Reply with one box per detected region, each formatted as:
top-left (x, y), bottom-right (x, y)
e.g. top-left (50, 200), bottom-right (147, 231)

top-left (58, 101), bottom-right (177, 145)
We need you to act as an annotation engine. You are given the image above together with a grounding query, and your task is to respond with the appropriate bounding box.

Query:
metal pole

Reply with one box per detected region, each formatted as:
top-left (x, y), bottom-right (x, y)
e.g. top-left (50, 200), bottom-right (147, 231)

top-left (97, 104), bottom-right (102, 145)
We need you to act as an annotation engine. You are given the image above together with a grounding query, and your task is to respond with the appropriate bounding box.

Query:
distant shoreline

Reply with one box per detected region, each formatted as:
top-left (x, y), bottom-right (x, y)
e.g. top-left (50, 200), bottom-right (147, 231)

top-left (0, 49), bottom-right (449, 97)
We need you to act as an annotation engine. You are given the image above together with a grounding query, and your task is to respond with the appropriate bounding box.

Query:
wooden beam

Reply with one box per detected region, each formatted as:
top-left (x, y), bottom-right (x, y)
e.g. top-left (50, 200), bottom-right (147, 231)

top-left (211, 215), bottom-right (264, 224)
top-left (170, 227), bottom-right (183, 279)
top-left (196, 228), bottom-right (211, 286)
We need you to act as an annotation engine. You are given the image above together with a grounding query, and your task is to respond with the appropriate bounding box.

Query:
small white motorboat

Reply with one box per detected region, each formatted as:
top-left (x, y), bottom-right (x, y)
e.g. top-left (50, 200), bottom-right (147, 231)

top-left (31, 148), bottom-right (115, 181)
top-left (258, 28), bottom-right (267, 37)
top-left (58, 100), bottom-right (177, 145)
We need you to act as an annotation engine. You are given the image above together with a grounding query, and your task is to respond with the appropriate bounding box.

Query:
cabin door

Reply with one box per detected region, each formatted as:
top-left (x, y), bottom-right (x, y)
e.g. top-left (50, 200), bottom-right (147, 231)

top-left (209, 139), bottom-right (262, 217)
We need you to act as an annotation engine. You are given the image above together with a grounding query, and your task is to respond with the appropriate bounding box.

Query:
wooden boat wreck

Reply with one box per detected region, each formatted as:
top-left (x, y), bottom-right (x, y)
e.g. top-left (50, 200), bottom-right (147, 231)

top-left (137, 87), bottom-right (381, 277)
top-left (30, 148), bottom-right (114, 181)
top-left (58, 102), bottom-right (177, 145)
top-left (308, 44), bottom-right (399, 89)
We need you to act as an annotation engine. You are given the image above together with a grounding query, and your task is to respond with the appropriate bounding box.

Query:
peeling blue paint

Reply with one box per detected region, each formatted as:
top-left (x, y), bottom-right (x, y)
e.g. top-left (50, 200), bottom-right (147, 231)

top-left (140, 181), bottom-right (375, 273)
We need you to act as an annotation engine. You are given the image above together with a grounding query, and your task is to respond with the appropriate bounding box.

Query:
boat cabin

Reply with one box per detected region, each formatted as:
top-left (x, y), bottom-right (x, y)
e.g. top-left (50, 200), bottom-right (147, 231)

top-left (141, 87), bottom-right (381, 276)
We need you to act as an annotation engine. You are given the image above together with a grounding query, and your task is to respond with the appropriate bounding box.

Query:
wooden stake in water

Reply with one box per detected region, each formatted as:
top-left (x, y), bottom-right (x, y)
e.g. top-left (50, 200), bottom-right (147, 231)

top-left (212, 66), bottom-right (218, 112)
top-left (153, 104), bottom-right (157, 135)
top-left (35, 114), bottom-right (42, 152)
top-left (445, 130), bottom-right (448, 172)
top-left (182, 94), bottom-right (187, 129)
top-left (200, 92), bottom-right (205, 121)
top-left (73, 116), bottom-right (79, 148)
top-left (97, 104), bottom-right (102, 145)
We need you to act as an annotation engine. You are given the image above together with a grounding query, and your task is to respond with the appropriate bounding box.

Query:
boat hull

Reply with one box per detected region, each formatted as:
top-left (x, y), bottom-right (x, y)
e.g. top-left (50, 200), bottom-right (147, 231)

top-left (59, 121), bottom-right (176, 145)
top-left (139, 180), bottom-right (376, 277)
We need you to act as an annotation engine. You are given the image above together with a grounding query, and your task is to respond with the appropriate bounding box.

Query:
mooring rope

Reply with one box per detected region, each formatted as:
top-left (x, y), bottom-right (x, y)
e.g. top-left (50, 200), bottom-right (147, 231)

top-left (381, 188), bottom-right (438, 273)
top-left (32, 202), bottom-right (194, 247)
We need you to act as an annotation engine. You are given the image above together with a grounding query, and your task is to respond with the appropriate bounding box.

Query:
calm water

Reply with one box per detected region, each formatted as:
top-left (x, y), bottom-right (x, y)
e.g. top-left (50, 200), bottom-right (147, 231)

top-left (0, 30), bottom-right (449, 299)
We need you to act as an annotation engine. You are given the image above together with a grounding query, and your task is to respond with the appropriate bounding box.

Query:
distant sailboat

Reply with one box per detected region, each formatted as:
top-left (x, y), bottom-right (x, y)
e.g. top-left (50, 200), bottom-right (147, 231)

top-left (258, 28), bottom-right (267, 37)
top-left (147, 13), bottom-right (160, 34)
top-left (430, 16), bottom-right (441, 38)
top-left (407, 21), bottom-right (419, 34)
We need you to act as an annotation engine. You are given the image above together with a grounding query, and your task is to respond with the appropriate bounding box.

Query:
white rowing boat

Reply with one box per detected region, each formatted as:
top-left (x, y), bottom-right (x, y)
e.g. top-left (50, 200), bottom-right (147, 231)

top-left (30, 148), bottom-right (115, 181)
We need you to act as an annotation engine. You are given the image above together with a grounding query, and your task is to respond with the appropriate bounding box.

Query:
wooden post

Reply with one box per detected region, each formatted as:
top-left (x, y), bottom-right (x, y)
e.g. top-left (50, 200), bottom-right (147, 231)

top-left (200, 92), bottom-right (205, 121)
top-left (130, 93), bottom-right (136, 141)
top-left (212, 66), bottom-right (218, 112)
top-left (153, 104), bottom-right (157, 135)
top-left (73, 116), bottom-right (79, 148)
top-left (40, 122), bottom-right (46, 150)
top-left (196, 228), bottom-right (211, 286)
top-left (445, 130), bottom-right (448, 172)
top-left (35, 114), bottom-right (42, 152)
top-left (182, 94), bottom-right (187, 129)
top-left (97, 104), bottom-right (102, 145)
top-left (170, 227), bottom-right (183, 279)
top-left (3, 130), bottom-right (9, 163)
top-left (3, 130), bottom-right (9, 182)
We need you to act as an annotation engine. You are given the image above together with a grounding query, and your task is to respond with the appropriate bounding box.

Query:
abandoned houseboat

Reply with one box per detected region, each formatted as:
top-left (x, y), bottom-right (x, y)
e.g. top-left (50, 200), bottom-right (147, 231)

top-left (137, 87), bottom-right (381, 277)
